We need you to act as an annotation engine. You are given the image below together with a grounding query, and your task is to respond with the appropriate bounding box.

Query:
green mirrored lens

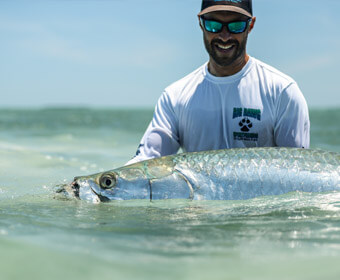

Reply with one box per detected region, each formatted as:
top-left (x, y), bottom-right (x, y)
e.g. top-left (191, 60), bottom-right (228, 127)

top-left (204, 20), bottom-right (223, 33)
top-left (202, 18), bottom-right (249, 34)
top-left (228, 21), bottom-right (247, 34)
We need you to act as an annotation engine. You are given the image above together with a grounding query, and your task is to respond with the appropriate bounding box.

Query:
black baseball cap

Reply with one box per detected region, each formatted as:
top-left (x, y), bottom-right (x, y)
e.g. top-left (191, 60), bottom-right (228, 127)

top-left (198, 0), bottom-right (253, 18)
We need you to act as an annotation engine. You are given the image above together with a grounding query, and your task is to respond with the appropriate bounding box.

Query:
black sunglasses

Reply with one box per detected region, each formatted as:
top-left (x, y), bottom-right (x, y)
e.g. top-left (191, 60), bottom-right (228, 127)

top-left (200, 17), bottom-right (252, 34)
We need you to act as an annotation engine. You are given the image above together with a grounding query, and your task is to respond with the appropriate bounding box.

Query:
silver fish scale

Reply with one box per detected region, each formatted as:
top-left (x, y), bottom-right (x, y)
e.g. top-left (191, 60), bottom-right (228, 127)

top-left (66, 147), bottom-right (340, 202)
top-left (175, 148), bottom-right (339, 174)
top-left (172, 148), bottom-right (340, 200)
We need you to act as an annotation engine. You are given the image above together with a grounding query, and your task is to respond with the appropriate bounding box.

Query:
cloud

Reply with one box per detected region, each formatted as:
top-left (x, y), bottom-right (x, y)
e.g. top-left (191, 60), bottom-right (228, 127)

top-left (20, 35), bottom-right (179, 69)
top-left (0, 18), bottom-right (45, 33)
top-left (286, 54), bottom-right (334, 75)
top-left (21, 36), bottom-right (90, 63)
top-left (1, 16), bottom-right (179, 69)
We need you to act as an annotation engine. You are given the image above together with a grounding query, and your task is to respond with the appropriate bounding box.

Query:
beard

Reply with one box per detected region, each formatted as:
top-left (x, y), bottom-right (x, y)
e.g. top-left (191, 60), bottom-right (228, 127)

top-left (203, 35), bottom-right (248, 67)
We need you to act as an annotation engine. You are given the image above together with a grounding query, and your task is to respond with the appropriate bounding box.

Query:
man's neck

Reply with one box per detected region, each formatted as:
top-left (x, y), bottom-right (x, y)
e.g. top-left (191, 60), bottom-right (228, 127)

top-left (208, 54), bottom-right (250, 77)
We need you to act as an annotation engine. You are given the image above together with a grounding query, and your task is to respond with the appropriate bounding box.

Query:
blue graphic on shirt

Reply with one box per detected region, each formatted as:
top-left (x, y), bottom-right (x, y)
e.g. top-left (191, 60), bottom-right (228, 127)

top-left (233, 107), bottom-right (261, 121)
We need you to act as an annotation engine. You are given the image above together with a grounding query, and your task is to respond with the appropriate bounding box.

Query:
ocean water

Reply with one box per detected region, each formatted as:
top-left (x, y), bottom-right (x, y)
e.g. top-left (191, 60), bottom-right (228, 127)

top-left (0, 108), bottom-right (340, 280)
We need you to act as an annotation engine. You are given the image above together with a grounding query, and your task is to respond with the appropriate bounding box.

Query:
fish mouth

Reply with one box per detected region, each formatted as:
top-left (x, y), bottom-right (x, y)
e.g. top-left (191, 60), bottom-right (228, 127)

top-left (55, 180), bottom-right (110, 202)
top-left (55, 181), bottom-right (80, 199)
top-left (90, 186), bottom-right (110, 202)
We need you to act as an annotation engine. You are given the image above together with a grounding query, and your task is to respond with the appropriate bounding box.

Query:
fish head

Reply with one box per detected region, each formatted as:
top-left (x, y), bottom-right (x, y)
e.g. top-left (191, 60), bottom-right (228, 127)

top-left (57, 167), bottom-right (151, 203)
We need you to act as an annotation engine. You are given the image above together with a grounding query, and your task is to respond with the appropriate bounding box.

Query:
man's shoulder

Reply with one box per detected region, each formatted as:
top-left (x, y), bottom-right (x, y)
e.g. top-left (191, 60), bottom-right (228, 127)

top-left (251, 57), bottom-right (296, 86)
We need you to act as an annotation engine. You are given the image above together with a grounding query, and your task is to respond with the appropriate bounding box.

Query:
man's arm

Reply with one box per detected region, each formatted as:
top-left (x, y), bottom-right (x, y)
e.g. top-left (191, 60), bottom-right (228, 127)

top-left (126, 91), bottom-right (180, 165)
top-left (274, 83), bottom-right (310, 148)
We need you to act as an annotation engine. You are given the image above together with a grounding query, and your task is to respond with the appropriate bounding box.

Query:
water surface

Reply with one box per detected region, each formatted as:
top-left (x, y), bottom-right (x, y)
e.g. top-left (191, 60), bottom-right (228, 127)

top-left (0, 108), bottom-right (340, 280)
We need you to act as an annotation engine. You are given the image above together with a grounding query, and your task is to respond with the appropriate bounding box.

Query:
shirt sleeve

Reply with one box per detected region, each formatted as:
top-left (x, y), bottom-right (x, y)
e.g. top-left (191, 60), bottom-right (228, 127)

top-left (274, 83), bottom-right (310, 149)
top-left (126, 91), bottom-right (180, 165)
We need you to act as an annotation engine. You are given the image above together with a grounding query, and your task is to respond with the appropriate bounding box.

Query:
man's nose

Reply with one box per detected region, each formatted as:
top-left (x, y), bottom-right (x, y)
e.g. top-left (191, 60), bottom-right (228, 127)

top-left (218, 26), bottom-right (232, 41)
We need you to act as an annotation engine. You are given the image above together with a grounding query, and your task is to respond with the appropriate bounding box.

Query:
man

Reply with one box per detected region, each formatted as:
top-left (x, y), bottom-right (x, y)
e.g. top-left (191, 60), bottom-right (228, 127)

top-left (127, 0), bottom-right (310, 165)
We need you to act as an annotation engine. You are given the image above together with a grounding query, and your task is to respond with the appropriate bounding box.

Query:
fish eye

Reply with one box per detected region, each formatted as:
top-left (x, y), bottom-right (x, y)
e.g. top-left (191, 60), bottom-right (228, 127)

top-left (99, 174), bottom-right (116, 189)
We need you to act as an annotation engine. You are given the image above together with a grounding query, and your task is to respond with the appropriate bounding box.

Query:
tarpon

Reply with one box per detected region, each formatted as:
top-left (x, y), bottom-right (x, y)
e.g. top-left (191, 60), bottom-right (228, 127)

top-left (57, 148), bottom-right (340, 203)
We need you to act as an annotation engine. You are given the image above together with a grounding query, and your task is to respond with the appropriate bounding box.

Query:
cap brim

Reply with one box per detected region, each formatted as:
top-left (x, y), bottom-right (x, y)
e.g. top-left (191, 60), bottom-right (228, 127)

top-left (198, 5), bottom-right (252, 18)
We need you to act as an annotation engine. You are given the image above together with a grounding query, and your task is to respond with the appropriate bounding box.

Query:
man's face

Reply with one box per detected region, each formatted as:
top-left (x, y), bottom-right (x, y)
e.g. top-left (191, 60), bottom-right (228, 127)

top-left (200, 11), bottom-right (254, 68)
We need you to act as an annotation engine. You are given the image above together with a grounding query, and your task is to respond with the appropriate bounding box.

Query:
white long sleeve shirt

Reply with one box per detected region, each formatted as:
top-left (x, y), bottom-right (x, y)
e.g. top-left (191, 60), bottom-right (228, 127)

top-left (128, 57), bottom-right (310, 165)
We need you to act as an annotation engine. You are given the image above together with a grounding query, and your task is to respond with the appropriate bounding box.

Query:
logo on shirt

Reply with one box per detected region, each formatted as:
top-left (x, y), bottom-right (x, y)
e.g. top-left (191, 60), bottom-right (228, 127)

top-left (239, 118), bottom-right (253, 132)
top-left (233, 107), bottom-right (261, 142)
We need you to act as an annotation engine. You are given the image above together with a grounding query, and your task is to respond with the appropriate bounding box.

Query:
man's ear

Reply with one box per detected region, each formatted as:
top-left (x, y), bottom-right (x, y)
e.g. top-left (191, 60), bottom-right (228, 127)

top-left (248, 17), bottom-right (256, 34)
top-left (198, 16), bottom-right (204, 31)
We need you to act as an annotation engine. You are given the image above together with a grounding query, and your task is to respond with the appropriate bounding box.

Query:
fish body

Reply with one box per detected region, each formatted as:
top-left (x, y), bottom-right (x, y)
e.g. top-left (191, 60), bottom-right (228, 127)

top-left (59, 148), bottom-right (340, 203)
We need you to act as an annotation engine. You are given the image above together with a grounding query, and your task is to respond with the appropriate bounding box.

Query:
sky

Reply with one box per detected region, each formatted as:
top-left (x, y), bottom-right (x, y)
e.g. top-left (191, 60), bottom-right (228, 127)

top-left (0, 0), bottom-right (339, 109)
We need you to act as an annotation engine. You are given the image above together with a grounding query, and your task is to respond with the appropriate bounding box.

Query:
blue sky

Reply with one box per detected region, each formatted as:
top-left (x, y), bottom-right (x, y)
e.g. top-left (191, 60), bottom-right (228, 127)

top-left (0, 0), bottom-right (339, 109)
